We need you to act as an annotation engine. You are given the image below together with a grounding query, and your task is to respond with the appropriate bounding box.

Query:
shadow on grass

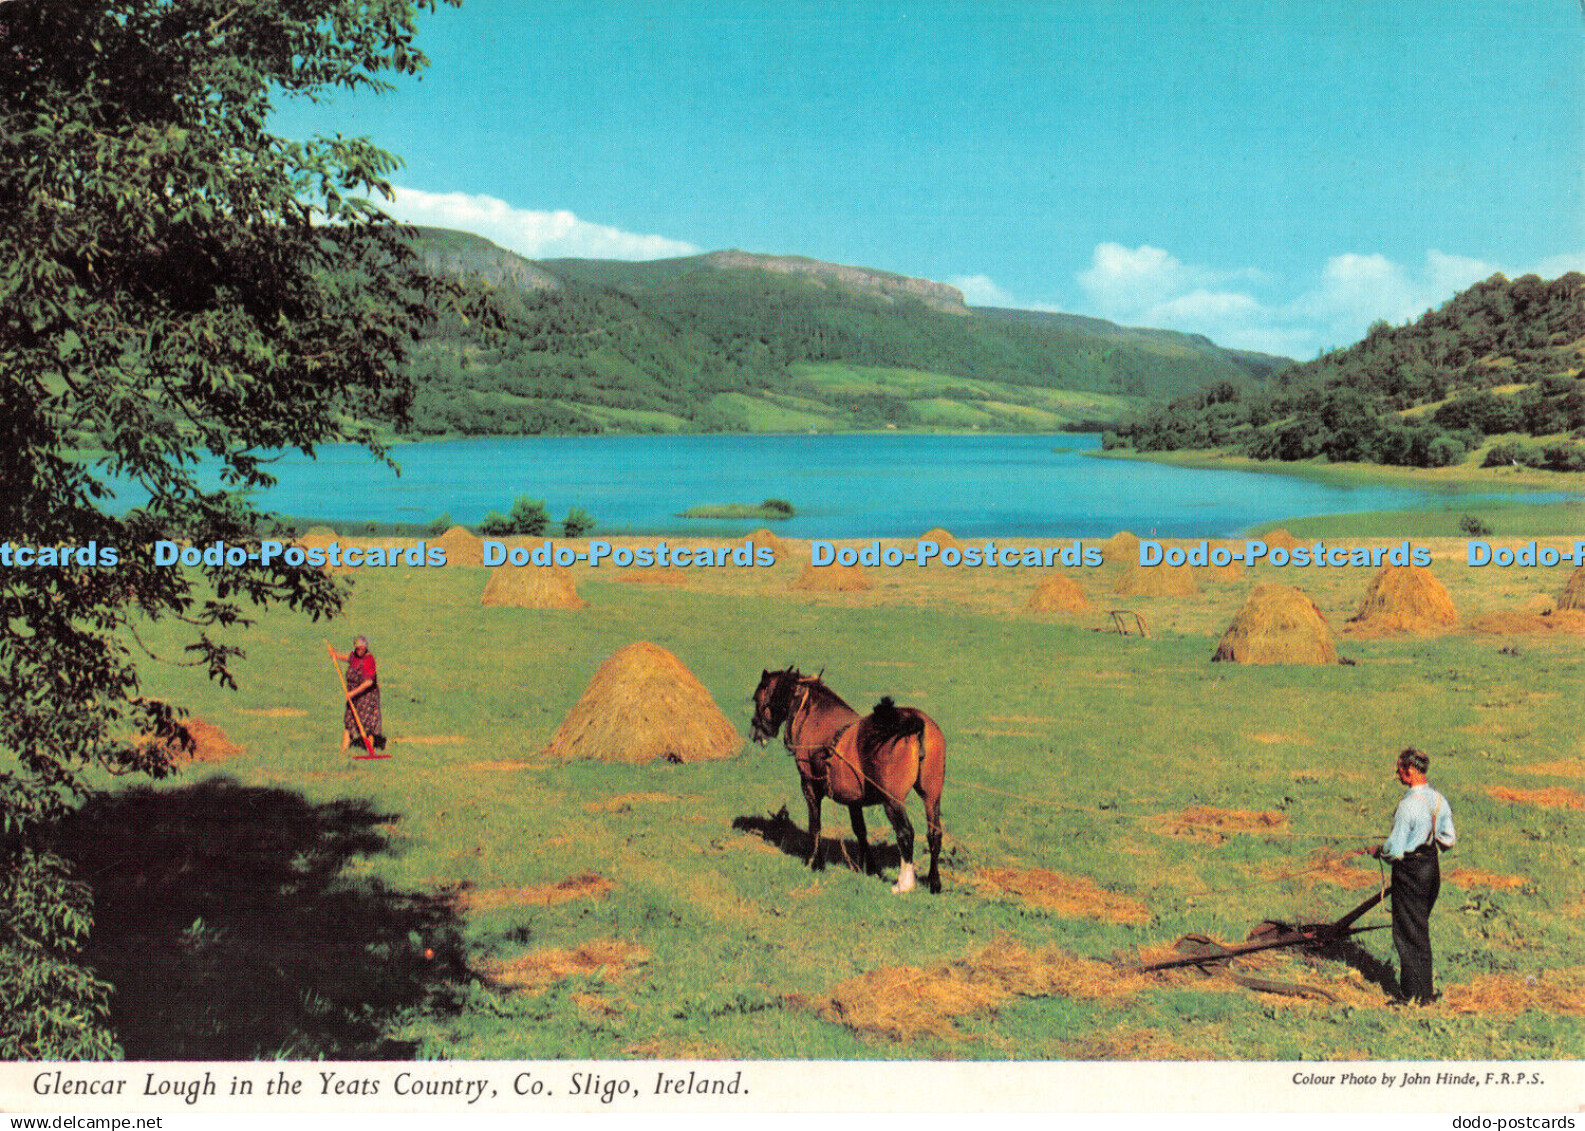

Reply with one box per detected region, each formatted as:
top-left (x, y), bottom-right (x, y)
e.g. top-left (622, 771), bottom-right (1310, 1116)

top-left (52, 776), bottom-right (468, 1060)
top-left (731, 804), bottom-right (903, 878)
top-left (1312, 936), bottom-right (1401, 999)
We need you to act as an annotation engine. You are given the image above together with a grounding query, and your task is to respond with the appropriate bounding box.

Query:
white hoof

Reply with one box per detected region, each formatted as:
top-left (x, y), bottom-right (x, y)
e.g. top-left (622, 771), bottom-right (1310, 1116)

top-left (891, 863), bottom-right (916, 894)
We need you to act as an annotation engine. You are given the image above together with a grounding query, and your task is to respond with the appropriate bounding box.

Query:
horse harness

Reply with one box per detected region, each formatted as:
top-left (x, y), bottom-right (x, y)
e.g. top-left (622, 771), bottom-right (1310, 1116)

top-left (782, 678), bottom-right (919, 803)
top-left (783, 678), bottom-right (853, 789)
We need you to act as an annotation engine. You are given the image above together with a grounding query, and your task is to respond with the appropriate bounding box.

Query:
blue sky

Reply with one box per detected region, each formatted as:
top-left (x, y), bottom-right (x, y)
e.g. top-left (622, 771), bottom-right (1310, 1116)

top-left (274, 0), bottom-right (1583, 358)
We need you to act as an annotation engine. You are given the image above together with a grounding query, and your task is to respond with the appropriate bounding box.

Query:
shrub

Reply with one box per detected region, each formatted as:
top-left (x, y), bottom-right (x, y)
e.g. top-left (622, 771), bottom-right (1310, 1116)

top-left (561, 508), bottom-right (596, 538)
top-left (509, 496), bottom-right (549, 536)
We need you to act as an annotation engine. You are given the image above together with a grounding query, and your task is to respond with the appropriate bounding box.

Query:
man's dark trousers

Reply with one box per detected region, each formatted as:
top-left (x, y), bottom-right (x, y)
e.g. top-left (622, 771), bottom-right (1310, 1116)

top-left (1391, 844), bottom-right (1441, 1003)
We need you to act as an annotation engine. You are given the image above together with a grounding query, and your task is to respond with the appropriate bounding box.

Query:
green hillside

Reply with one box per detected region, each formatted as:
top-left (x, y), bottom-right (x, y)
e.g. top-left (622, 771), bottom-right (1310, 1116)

top-left (396, 228), bottom-right (1288, 436)
top-left (1108, 272), bottom-right (1585, 470)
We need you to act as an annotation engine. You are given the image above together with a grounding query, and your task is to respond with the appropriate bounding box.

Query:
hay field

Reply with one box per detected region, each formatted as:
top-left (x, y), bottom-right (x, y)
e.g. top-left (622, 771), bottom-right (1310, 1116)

top-left (70, 529), bottom-right (1585, 1061)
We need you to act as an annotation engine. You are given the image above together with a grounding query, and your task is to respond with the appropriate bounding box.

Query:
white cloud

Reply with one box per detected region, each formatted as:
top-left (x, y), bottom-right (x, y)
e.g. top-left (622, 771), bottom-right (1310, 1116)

top-left (948, 274), bottom-right (1063, 312)
top-left (1076, 243), bottom-right (1218, 315)
top-left (948, 274), bottom-right (1017, 307)
top-left (382, 187), bottom-right (699, 261)
top-left (1295, 250), bottom-right (1498, 333)
top-left (1528, 251), bottom-right (1585, 278)
top-left (1071, 242), bottom-right (1556, 358)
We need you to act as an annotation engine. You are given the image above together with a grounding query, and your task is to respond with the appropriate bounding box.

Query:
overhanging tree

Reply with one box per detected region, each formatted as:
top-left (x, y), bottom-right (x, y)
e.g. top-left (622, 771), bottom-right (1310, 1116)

top-left (0, 0), bottom-right (453, 1057)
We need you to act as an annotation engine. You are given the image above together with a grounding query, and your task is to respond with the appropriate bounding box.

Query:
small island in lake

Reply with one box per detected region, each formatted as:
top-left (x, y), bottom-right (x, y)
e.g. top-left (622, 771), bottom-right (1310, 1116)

top-left (679, 498), bottom-right (797, 521)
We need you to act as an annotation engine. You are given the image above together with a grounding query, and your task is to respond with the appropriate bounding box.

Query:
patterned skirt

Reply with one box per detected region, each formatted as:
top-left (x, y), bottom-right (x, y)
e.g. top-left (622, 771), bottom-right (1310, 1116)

top-left (344, 685), bottom-right (382, 739)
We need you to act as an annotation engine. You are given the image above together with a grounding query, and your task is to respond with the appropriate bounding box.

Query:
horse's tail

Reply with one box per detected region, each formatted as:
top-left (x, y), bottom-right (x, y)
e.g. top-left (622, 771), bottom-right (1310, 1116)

top-left (865, 696), bottom-right (925, 759)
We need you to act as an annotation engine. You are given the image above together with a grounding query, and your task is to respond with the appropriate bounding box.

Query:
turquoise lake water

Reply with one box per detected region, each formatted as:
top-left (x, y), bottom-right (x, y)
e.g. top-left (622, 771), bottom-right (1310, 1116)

top-left (211, 433), bottom-right (1568, 539)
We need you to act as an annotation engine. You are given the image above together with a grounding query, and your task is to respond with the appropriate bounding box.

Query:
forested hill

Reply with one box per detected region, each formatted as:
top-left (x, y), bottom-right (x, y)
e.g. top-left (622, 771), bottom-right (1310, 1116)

top-left (1108, 273), bottom-right (1585, 471)
top-left (397, 227), bottom-right (1290, 436)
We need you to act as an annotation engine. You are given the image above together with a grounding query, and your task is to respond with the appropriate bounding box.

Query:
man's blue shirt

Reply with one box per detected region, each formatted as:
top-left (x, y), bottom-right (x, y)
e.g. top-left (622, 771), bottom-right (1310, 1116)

top-left (1381, 783), bottom-right (1456, 861)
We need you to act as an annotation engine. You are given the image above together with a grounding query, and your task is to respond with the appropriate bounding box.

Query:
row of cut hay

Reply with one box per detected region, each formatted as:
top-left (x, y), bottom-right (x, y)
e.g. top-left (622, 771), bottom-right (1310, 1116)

top-left (475, 939), bottom-right (650, 994)
top-left (469, 558), bottom-right (1484, 666)
top-left (973, 867), bottom-right (1150, 923)
top-left (1465, 609), bottom-right (1585, 636)
top-left (136, 717), bottom-right (242, 764)
top-left (799, 940), bottom-right (1146, 1042)
top-left (1465, 566), bottom-right (1585, 635)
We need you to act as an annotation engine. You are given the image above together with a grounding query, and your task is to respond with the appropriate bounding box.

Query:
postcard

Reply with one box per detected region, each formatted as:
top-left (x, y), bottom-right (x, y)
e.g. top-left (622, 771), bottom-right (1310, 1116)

top-left (1, 0), bottom-right (1581, 1121)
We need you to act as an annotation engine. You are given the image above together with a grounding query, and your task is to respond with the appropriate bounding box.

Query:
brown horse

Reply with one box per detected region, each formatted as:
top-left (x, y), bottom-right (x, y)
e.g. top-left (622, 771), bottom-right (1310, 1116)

top-left (750, 668), bottom-right (946, 893)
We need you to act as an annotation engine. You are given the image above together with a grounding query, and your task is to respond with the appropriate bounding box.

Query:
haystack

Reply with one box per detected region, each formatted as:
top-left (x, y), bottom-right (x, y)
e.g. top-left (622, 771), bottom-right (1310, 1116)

top-left (1101, 531), bottom-right (1142, 566)
top-left (1344, 565), bottom-right (1458, 637)
top-left (791, 564), bottom-right (871, 592)
top-left (1199, 542), bottom-right (1249, 583)
top-left (1027, 576), bottom-right (1091, 613)
top-left (1113, 562), bottom-right (1198, 597)
top-left (481, 565), bottom-right (587, 609)
top-left (920, 527), bottom-right (957, 547)
top-left (294, 527), bottom-right (352, 573)
top-left (1212, 584), bottom-right (1339, 665)
top-left (544, 642), bottom-right (740, 764)
top-left (1261, 528), bottom-right (1304, 551)
top-left (1559, 567), bottom-right (1585, 612)
top-left (138, 717), bottom-right (242, 765)
top-left (435, 525), bottom-right (485, 567)
top-left (746, 527), bottom-right (791, 559)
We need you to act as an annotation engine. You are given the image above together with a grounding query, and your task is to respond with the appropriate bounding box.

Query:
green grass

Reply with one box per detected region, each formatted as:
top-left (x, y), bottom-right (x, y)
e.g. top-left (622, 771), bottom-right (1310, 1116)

top-left (60, 544), bottom-right (1585, 1061)
top-left (1263, 499), bottom-right (1585, 540)
top-left (791, 363), bottom-right (1134, 429)
top-left (1097, 447), bottom-right (1585, 496)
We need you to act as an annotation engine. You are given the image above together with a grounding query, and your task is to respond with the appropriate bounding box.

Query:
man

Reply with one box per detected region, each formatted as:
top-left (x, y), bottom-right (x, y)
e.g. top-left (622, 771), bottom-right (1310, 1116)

top-left (1372, 747), bottom-right (1456, 1004)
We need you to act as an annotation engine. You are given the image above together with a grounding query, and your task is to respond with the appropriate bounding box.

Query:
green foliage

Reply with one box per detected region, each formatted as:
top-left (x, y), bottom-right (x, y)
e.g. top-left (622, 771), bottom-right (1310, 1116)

top-left (560, 508), bottom-right (596, 538)
top-left (477, 511), bottom-right (514, 536)
top-left (0, 851), bottom-right (118, 1060)
top-left (392, 232), bottom-right (1286, 436)
top-left (426, 513), bottom-right (453, 537)
top-left (509, 497), bottom-right (550, 536)
top-left (0, 0), bottom-right (452, 1057)
top-left (478, 497), bottom-right (550, 536)
top-left (1112, 272), bottom-right (1585, 468)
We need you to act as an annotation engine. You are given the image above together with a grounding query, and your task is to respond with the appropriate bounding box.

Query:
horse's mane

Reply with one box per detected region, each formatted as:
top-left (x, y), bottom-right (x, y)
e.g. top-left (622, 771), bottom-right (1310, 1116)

top-left (794, 672), bottom-right (853, 714)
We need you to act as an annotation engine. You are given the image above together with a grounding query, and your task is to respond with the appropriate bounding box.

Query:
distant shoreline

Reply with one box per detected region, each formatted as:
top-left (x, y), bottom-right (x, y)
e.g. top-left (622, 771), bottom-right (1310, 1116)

top-left (1091, 447), bottom-right (1585, 496)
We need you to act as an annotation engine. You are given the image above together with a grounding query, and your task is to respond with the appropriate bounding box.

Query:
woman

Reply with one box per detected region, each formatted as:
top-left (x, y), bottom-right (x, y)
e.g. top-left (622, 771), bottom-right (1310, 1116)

top-left (331, 635), bottom-right (384, 752)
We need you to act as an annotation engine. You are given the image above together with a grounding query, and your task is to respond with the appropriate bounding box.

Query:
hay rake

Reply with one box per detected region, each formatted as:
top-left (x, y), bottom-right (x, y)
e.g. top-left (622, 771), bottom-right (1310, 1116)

top-left (1107, 609), bottom-right (1150, 637)
top-left (1125, 886), bottom-right (1389, 977)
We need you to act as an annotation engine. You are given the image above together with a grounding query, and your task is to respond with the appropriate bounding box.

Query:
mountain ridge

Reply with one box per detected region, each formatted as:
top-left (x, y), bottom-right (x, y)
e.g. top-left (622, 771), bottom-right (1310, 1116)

top-left (395, 226), bottom-right (1293, 437)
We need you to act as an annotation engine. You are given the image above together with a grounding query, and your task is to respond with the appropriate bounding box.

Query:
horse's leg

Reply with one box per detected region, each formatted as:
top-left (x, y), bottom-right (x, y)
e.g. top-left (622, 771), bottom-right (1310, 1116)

top-left (883, 801), bottom-right (917, 894)
top-left (922, 793), bottom-right (944, 894)
top-left (847, 804), bottom-right (872, 875)
top-left (801, 775), bottom-right (826, 871)
top-left (916, 722), bottom-right (947, 894)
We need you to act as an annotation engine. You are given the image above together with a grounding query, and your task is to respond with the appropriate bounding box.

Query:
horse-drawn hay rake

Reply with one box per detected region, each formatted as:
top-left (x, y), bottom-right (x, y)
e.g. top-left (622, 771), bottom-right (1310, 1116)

top-left (1119, 887), bottom-right (1391, 999)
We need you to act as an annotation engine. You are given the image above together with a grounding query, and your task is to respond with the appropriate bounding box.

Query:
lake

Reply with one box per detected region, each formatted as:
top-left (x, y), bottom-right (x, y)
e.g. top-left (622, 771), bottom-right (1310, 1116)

top-left (213, 433), bottom-right (1564, 539)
